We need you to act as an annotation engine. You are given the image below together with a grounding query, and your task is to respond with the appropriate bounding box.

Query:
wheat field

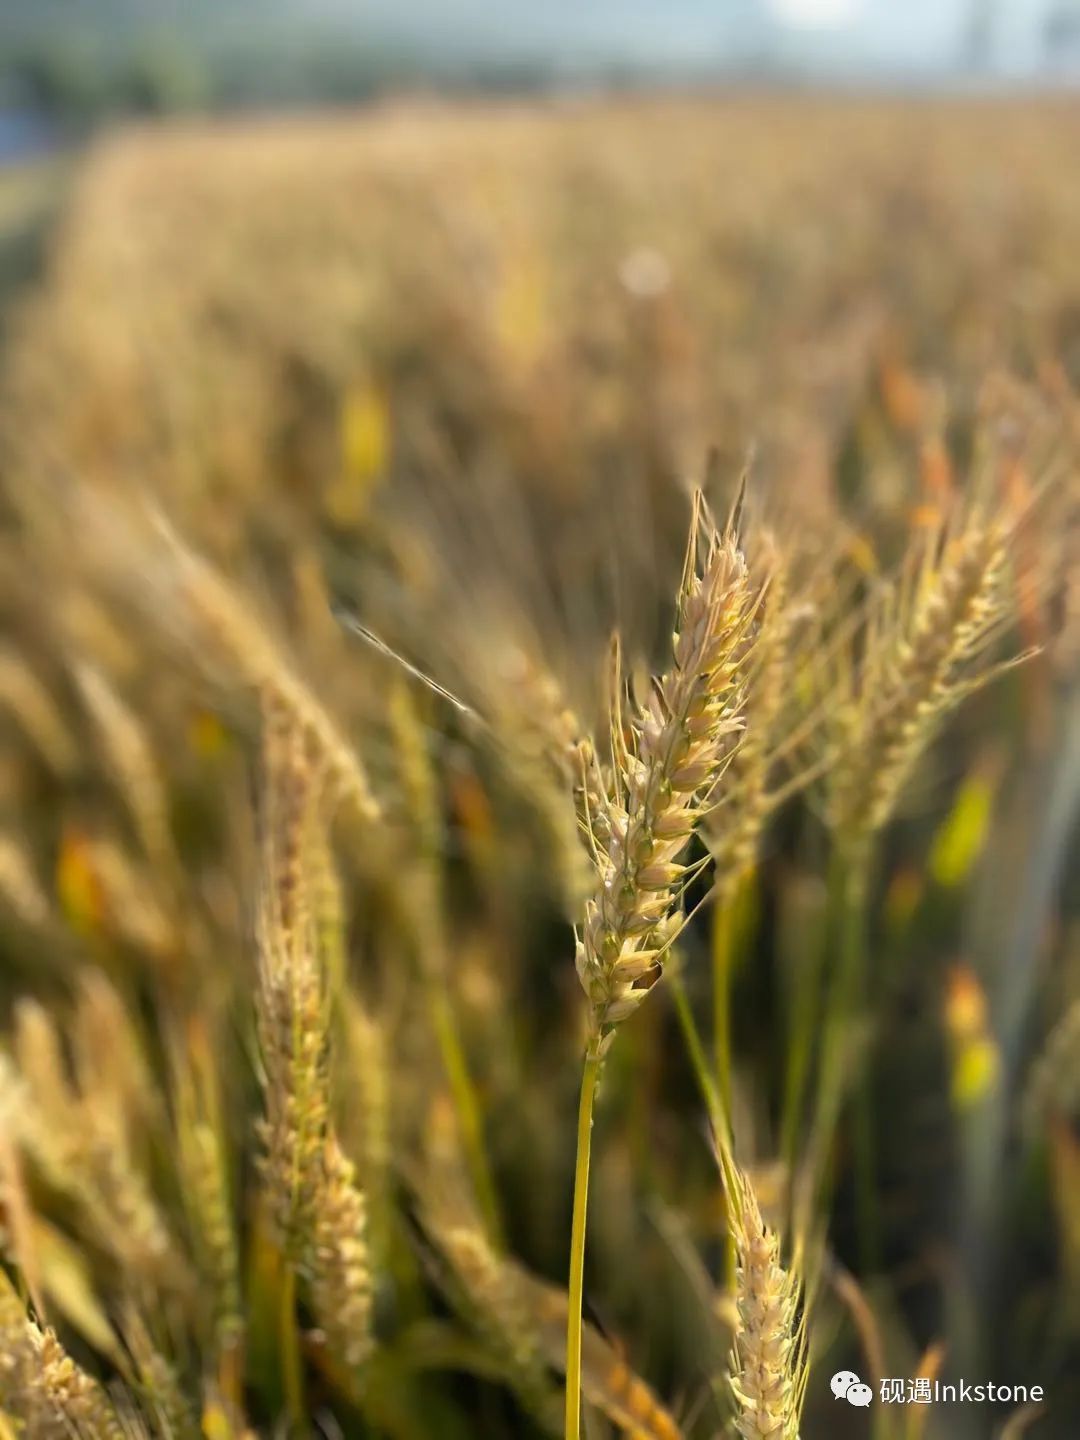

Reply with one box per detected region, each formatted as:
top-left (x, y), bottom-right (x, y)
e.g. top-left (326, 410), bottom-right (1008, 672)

top-left (0, 96), bottom-right (1077, 1439)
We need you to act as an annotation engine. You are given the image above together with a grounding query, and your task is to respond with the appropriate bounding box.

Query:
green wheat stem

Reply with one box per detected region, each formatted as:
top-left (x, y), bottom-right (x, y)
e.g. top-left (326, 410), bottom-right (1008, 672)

top-left (670, 965), bottom-right (727, 1139)
top-left (669, 965), bottom-right (737, 1291)
top-left (781, 854), bottom-right (837, 1177)
top-left (712, 891), bottom-right (737, 1124)
top-left (811, 840), bottom-right (875, 1249)
top-left (280, 1264), bottom-right (304, 1430)
top-left (565, 1042), bottom-right (602, 1440)
top-left (839, 845), bottom-right (878, 1275)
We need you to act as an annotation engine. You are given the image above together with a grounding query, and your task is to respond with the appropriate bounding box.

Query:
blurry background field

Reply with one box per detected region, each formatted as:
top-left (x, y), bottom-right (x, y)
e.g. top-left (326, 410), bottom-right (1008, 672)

top-left (0, 8), bottom-right (1078, 1440)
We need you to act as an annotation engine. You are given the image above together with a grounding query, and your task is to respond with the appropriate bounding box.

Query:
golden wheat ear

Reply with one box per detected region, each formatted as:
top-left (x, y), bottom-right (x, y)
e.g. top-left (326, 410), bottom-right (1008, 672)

top-left (253, 720), bottom-right (373, 1381)
top-left (714, 1145), bottom-right (807, 1440)
top-left (576, 488), bottom-right (760, 1047)
top-left (75, 496), bottom-right (382, 827)
top-left (824, 495), bottom-right (1031, 845)
top-left (704, 528), bottom-right (795, 898)
top-left (10, 995), bottom-right (177, 1290)
top-left (0, 1269), bottom-right (130, 1440)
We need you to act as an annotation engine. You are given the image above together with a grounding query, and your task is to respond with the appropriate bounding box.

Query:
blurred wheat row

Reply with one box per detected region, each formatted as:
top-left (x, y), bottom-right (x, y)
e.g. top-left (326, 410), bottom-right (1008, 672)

top-left (0, 97), bottom-right (1077, 1439)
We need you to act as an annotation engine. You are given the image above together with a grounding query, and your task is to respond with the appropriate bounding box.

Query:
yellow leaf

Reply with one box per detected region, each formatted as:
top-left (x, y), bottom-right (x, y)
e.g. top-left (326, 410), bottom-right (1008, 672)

top-left (951, 1036), bottom-right (1000, 1111)
top-left (493, 251), bottom-right (547, 368)
top-left (328, 381), bottom-right (390, 526)
top-left (202, 1402), bottom-right (238, 1440)
top-left (884, 866), bottom-right (923, 933)
top-left (845, 531), bottom-right (879, 577)
top-left (55, 829), bottom-right (104, 937)
top-left (189, 709), bottom-right (229, 759)
top-left (34, 1218), bottom-right (121, 1361)
top-left (906, 1343), bottom-right (946, 1440)
top-left (931, 771), bottom-right (994, 888)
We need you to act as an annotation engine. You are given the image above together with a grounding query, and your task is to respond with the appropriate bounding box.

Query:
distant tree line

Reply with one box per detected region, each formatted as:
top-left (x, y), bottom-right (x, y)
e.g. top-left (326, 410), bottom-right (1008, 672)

top-left (5, 2), bottom-right (1078, 131)
top-left (0, 29), bottom-right (569, 128)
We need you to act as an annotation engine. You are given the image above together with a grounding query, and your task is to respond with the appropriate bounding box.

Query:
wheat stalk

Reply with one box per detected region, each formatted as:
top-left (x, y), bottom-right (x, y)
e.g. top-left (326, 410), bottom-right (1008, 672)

top-left (420, 1098), bottom-right (683, 1440)
top-left (343, 996), bottom-right (391, 1257)
top-left (387, 675), bottom-right (503, 1241)
top-left (171, 1023), bottom-right (243, 1360)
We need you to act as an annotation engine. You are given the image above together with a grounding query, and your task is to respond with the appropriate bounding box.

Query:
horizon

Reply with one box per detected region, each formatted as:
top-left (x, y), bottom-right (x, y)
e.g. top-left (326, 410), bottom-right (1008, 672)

top-left (1, 0), bottom-right (1079, 84)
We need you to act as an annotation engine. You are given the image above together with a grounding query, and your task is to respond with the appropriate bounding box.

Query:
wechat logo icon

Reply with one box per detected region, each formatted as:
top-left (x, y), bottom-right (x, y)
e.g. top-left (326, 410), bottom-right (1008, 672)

top-left (832, 1370), bottom-right (873, 1407)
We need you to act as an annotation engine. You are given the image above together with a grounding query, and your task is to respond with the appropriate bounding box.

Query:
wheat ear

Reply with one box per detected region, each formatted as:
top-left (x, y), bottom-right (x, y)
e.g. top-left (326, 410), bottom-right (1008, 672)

top-left (567, 491), bottom-right (757, 1440)
top-left (72, 663), bottom-right (177, 877)
top-left (704, 537), bottom-right (790, 896)
top-left (152, 514), bottom-right (380, 824)
top-left (253, 717), bottom-right (373, 1382)
top-left (724, 1165), bottom-right (806, 1440)
top-left (828, 505), bottom-right (1019, 844)
top-left (0, 1272), bottom-right (127, 1440)
top-left (11, 999), bottom-right (175, 1288)
top-left (575, 492), bottom-right (757, 1047)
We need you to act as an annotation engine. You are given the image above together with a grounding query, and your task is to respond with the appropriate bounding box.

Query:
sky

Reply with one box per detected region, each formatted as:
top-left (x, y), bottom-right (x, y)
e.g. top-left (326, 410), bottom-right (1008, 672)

top-left (777, 0), bottom-right (1063, 73)
top-left (340, 0), bottom-right (1076, 77)
top-left (1, 0), bottom-right (1076, 81)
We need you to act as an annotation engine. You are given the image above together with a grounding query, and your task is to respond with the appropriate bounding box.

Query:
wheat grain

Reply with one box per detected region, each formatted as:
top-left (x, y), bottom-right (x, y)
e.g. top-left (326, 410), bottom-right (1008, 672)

top-left (308, 1135), bottom-right (372, 1371)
